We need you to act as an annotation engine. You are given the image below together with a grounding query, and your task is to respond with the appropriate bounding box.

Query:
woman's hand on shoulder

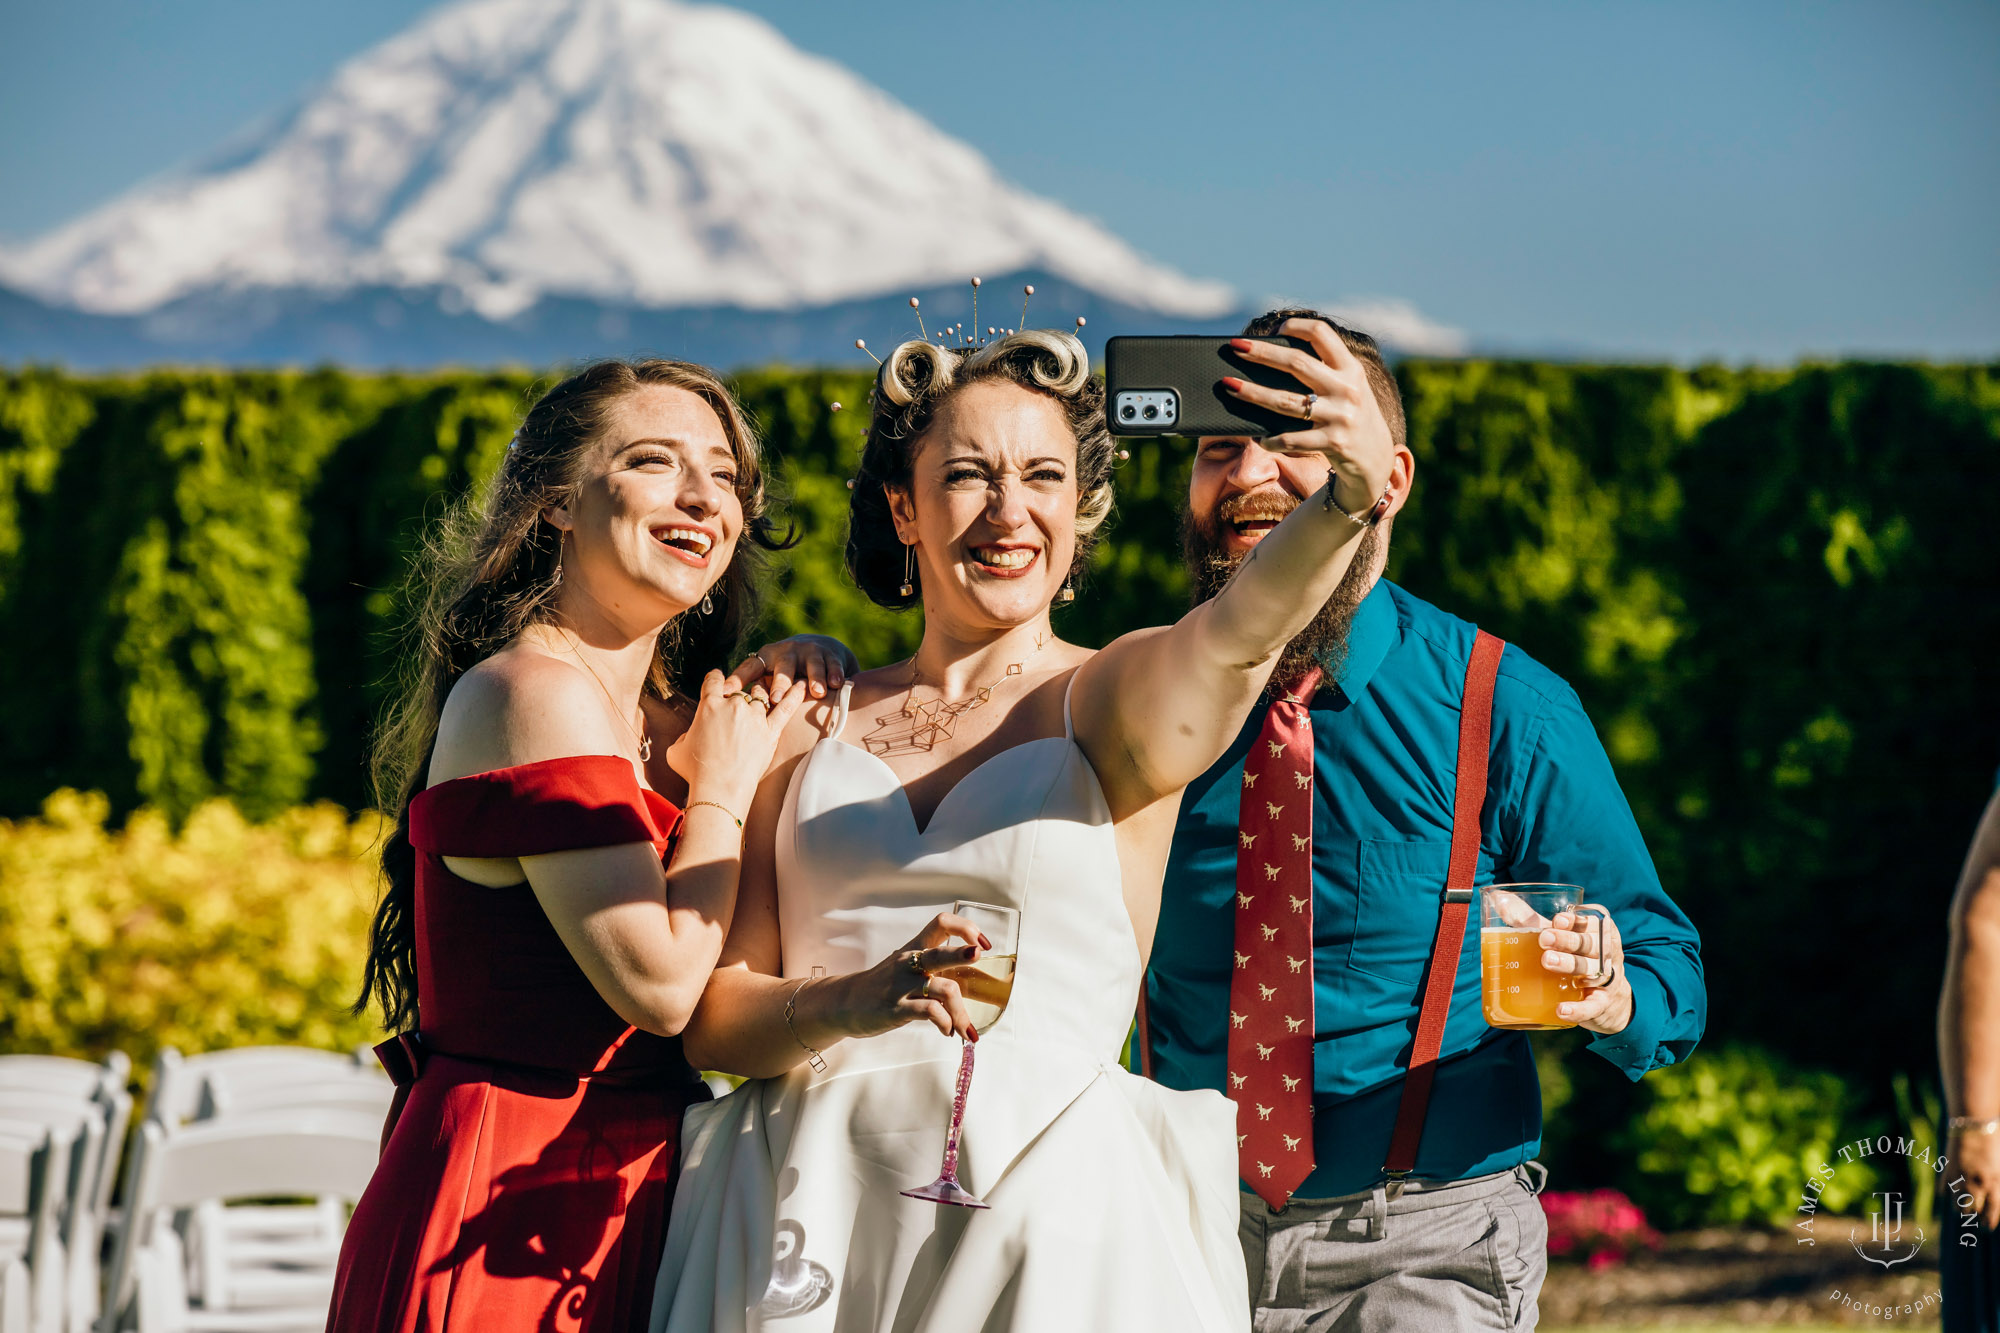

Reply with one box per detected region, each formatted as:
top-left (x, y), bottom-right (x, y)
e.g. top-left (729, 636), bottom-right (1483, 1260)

top-left (725, 634), bottom-right (858, 702)
top-left (665, 669), bottom-right (811, 816)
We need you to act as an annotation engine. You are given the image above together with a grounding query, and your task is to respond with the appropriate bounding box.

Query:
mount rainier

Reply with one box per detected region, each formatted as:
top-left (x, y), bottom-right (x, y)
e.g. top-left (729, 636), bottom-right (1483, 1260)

top-left (0, 0), bottom-right (1461, 367)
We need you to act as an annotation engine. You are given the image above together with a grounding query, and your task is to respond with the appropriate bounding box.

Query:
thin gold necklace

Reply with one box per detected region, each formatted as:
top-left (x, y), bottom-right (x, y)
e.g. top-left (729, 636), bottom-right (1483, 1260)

top-left (564, 638), bottom-right (652, 763)
top-left (865, 630), bottom-right (1049, 756)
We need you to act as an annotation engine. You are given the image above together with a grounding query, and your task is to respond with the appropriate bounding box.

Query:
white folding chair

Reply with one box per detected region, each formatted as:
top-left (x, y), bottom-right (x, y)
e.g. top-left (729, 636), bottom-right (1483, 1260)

top-left (197, 1072), bottom-right (391, 1125)
top-left (0, 1098), bottom-right (106, 1333)
top-left (0, 1059), bottom-right (125, 1110)
top-left (79, 1087), bottom-right (129, 1319)
top-left (0, 1127), bottom-right (53, 1333)
top-left (0, 1119), bottom-right (76, 1333)
top-left (181, 1072), bottom-right (390, 1296)
top-left (0, 1065), bottom-right (95, 1106)
top-left (171, 1082), bottom-right (385, 1314)
top-left (144, 1050), bottom-right (360, 1133)
top-left (0, 1055), bottom-right (128, 1333)
top-left (135, 1051), bottom-right (390, 1314)
top-left (102, 1111), bottom-right (381, 1333)
top-left (2, 1255), bottom-right (27, 1333)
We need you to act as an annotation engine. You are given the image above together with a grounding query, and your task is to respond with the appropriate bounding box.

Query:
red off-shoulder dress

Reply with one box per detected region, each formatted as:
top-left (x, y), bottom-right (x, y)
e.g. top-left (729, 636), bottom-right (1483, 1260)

top-left (327, 756), bottom-right (708, 1333)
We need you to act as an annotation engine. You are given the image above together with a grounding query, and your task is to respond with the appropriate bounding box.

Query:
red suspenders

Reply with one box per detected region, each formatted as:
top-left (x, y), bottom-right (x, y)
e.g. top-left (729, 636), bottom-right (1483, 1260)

top-left (1136, 629), bottom-right (1507, 1193)
top-left (1381, 628), bottom-right (1506, 1190)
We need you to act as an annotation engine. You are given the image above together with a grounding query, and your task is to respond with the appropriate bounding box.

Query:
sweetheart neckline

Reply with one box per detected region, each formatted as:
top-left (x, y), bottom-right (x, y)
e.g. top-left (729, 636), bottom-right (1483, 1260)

top-left (811, 734), bottom-right (1073, 838)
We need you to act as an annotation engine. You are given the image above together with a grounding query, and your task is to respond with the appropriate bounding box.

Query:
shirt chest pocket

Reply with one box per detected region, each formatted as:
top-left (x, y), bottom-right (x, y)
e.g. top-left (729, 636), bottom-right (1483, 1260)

top-left (1348, 839), bottom-right (1453, 984)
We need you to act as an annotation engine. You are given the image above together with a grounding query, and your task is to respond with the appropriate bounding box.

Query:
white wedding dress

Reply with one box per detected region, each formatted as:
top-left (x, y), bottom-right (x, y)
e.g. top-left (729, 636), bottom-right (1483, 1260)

top-left (651, 678), bottom-right (1249, 1332)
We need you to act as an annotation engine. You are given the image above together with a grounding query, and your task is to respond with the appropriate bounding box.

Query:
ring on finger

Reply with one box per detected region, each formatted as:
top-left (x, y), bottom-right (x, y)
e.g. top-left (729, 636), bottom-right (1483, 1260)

top-left (1298, 391), bottom-right (1317, 421)
top-left (921, 975), bottom-right (934, 999)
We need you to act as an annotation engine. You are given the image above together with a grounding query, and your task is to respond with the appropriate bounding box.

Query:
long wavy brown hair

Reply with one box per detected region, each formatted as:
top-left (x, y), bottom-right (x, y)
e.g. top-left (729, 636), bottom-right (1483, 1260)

top-left (356, 359), bottom-right (791, 1033)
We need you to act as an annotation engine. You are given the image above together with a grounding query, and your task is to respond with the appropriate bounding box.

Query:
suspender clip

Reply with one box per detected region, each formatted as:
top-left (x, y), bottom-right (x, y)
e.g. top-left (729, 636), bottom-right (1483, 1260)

top-left (1443, 888), bottom-right (1474, 905)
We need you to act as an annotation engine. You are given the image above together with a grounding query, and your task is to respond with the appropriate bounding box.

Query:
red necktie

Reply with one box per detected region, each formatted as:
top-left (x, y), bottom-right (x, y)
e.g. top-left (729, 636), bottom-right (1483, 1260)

top-left (1228, 669), bottom-right (1320, 1210)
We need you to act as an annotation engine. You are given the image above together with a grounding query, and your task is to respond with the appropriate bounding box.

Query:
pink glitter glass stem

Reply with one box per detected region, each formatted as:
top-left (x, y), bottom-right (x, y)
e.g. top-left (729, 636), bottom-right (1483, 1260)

top-left (938, 1039), bottom-right (976, 1183)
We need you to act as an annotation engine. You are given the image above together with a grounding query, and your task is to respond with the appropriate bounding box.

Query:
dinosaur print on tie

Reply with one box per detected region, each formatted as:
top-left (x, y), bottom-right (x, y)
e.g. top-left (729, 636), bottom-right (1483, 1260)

top-left (1227, 668), bottom-right (1322, 1210)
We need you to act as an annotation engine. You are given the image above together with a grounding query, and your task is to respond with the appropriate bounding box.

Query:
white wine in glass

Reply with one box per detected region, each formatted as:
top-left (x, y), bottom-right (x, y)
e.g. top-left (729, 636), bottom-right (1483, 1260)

top-left (925, 953), bottom-right (1016, 1031)
top-left (901, 900), bottom-right (1018, 1209)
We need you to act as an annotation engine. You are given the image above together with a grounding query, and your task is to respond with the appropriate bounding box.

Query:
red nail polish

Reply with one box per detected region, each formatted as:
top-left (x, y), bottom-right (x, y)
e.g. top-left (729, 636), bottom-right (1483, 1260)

top-left (1221, 376), bottom-right (1243, 391)
top-left (980, 934), bottom-right (992, 950)
top-left (1229, 338), bottom-right (1253, 352)
top-left (967, 1025), bottom-right (980, 1043)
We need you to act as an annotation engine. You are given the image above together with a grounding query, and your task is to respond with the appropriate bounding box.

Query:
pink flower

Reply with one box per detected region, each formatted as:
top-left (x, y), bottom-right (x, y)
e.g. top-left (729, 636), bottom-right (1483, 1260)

top-left (1541, 1188), bottom-right (1660, 1267)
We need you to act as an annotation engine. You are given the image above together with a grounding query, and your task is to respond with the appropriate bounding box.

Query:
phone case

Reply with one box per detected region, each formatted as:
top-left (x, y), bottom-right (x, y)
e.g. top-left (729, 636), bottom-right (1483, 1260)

top-left (1104, 335), bottom-right (1314, 438)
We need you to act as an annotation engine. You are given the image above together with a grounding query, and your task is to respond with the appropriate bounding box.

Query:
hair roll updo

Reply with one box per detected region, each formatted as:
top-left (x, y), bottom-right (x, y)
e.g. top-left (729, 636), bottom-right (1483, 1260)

top-left (846, 329), bottom-right (1114, 609)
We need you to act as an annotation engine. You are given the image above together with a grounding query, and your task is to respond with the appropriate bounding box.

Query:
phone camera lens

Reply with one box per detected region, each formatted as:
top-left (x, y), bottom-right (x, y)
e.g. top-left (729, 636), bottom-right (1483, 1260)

top-left (1143, 405), bottom-right (1159, 420)
top-left (1120, 403), bottom-right (1137, 419)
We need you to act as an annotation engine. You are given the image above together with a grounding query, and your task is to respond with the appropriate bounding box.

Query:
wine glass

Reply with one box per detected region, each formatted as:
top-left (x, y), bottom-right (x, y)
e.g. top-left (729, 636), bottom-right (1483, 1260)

top-left (901, 899), bottom-right (1019, 1209)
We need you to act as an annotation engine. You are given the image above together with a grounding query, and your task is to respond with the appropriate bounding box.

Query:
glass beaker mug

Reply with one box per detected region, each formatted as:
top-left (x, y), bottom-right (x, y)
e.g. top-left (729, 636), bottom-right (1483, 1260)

top-left (1478, 883), bottom-right (1609, 1030)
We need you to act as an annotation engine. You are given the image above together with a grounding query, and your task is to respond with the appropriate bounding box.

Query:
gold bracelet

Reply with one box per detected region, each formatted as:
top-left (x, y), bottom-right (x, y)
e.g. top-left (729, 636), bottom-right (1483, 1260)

top-left (683, 799), bottom-right (742, 829)
top-left (784, 977), bottom-right (828, 1073)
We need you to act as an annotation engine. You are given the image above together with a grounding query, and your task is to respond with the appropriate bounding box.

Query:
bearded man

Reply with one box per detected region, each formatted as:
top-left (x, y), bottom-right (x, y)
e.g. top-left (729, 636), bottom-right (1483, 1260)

top-left (1140, 309), bottom-right (1707, 1331)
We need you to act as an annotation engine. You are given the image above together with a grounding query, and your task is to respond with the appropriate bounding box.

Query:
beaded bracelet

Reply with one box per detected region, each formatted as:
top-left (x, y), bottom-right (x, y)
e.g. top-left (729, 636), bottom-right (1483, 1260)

top-left (1951, 1116), bottom-right (2000, 1135)
top-left (1324, 480), bottom-right (1393, 526)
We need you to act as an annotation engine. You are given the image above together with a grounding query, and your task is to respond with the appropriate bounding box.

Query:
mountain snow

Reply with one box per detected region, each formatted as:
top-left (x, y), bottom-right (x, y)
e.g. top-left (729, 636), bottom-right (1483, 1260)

top-left (0, 0), bottom-right (1236, 321)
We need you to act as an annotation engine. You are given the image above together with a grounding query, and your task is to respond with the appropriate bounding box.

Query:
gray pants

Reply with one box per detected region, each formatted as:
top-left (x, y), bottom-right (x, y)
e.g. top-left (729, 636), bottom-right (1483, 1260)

top-left (1238, 1166), bottom-right (1549, 1332)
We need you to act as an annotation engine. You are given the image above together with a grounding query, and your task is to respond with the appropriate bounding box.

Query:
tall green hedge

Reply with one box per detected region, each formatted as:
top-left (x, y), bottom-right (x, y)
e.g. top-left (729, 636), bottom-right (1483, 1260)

top-left (2, 359), bottom-right (1995, 1096)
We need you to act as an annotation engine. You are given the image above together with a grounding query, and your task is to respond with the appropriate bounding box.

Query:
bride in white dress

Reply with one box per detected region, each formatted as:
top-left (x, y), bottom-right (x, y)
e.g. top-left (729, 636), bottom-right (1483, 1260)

top-left (652, 323), bottom-right (1397, 1332)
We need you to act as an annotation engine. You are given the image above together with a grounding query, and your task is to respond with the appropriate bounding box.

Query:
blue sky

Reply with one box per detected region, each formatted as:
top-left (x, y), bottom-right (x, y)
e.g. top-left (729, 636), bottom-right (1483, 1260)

top-left (1, 0), bottom-right (1994, 361)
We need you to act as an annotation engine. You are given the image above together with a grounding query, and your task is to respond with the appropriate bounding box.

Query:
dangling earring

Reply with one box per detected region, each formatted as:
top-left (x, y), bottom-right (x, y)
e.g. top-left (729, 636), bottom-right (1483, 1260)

top-left (898, 542), bottom-right (915, 598)
top-left (700, 588), bottom-right (715, 615)
top-left (1056, 579), bottom-right (1075, 604)
top-left (551, 533), bottom-right (565, 588)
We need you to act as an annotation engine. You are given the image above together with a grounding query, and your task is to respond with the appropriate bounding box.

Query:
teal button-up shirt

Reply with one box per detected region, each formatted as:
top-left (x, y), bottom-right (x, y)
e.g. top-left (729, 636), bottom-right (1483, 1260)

top-left (1147, 580), bottom-right (1706, 1199)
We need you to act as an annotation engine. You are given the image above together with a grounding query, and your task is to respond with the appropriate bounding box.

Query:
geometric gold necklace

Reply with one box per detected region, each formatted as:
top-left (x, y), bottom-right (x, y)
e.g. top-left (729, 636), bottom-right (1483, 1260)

top-left (863, 630), bottom-right (1049, 756)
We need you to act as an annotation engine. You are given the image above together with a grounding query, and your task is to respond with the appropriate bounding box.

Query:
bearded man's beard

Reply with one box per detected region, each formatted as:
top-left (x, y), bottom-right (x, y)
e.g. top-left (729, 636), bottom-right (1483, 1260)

top-left (1181, 490), bottom-right (1385, 690)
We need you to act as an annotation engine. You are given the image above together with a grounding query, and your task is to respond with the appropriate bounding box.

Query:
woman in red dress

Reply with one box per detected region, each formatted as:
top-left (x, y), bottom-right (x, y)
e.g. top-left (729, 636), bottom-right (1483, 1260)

top-left (328, 359), bottom-right (825, 1332)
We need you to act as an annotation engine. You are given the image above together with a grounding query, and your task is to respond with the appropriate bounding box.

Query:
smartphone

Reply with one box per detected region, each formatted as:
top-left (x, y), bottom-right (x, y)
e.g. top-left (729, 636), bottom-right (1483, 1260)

top-left (1103, 335), bottom-right (1313, 438)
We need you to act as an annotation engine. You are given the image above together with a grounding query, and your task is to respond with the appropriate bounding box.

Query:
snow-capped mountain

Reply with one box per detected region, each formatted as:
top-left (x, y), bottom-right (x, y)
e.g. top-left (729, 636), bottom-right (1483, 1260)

top-left (1, 0), bottom-right (1232, 330)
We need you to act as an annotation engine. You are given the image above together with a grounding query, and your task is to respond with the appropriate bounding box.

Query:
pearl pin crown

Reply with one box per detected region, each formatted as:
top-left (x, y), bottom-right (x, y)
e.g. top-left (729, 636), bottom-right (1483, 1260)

top-left (839, 279), bottom-right (1125, 494)
top-left (853, 278), bottom-right (1087, 366)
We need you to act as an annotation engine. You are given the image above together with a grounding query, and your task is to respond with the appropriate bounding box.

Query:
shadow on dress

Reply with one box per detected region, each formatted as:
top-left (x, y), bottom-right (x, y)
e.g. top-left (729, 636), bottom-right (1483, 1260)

top-left (424, 1079), bottom-right (666, 1333)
